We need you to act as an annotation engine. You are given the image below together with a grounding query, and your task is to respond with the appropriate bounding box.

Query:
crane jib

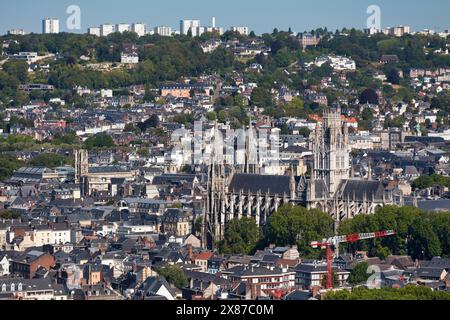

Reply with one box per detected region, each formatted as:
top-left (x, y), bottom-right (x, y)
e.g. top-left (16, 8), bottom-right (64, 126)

top-left (310, 230), bottom-right (397, 247)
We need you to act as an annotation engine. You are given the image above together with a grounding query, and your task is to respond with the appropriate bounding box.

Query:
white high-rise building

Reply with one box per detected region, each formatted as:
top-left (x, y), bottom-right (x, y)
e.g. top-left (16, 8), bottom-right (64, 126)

top-left (8, 29), bottom-right (27, 36)
top-left (132, 23), bottom-right (147, 37)
top-left (42, 18), bottom-right (59, 34)
top-left (364, 27), bottom-right (381, 35)
top-left (180, 20), bottom-right (201, 36)
top-left (154, 26), bottom-right (173, 37)
top-left (88, 27), bottom-right (101, 37)
top-left (116, 23), bottom-right (131, 33)
top-left (100, 24), bottom-right (115, 37)
top-left (231, 26), bottom-right (250, 36)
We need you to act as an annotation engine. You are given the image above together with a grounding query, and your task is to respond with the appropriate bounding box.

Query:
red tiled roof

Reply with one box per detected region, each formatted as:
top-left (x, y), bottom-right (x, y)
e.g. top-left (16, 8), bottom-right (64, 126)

top-left (194, 252), bottom-right (214, 261)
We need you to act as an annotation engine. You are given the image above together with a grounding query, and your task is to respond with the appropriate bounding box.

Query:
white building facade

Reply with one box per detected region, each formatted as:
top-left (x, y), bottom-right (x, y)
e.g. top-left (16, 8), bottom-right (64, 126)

top-left (42, 18), bottom-right (59, 34)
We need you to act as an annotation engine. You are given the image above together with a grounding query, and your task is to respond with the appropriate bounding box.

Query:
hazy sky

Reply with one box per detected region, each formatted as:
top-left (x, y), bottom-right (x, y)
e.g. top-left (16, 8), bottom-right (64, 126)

top-left (0, 0), bottom-right (449, 35)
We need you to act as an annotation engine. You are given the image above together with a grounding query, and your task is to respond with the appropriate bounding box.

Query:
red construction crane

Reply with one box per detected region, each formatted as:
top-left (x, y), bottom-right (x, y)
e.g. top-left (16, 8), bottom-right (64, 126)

top-left (310, 230), bottom-right (396, 289)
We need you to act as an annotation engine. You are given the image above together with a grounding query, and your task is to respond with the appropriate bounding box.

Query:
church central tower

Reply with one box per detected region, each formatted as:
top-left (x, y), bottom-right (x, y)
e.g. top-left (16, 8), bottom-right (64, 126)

top-left (312, 108), bottom-right (350, 196)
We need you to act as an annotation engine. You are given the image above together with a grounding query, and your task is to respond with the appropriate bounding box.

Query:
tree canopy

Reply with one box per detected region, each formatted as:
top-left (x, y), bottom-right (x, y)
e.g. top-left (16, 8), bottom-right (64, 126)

top-left (84, 133), bottom-right (116, 150)
top-left (266, 205), bottom-right (335, 258)
top-left (338, 206), bottom-right (449, 260)
top-left (218, 217), bottom-right (260, 255)
top-left (154, 265), bottom-right (188, 289)
top-left (324, 285), bottom-right (450, 300)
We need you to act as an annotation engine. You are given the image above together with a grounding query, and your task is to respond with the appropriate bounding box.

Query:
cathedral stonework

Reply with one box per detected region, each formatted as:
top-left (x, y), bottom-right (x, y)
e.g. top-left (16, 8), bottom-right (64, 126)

top-left (204, 108), bottom-right (403, 248)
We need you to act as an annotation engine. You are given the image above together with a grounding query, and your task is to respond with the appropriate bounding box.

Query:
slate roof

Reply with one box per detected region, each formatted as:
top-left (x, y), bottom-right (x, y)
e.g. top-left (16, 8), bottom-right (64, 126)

top-left (140, 276), bottom-right (176, 298)
top-left (314, 179), bottom-right (328, 199)
top-left (184, 270), bottom-right (228, 287)
top-left (295, 264), bottom-right (327, 273)
top-left (88, 166), bottom-right (129, 174)
top-left (284, 290), bottom-right (313, 300)
top-left (422, 257), bottom-right (450, 270)
top-left (228, 174), bottom-right (291, 195)
top-left (416, 268), bottom-right (446, 279)
top-left (228, 265), bottom-right (288, 277)
top-left (0, 277), bottom-right (57, 292)
top-left (153, 174), bottom-right (205, 185)
top-left (339, 179), bottom-right (385, 201)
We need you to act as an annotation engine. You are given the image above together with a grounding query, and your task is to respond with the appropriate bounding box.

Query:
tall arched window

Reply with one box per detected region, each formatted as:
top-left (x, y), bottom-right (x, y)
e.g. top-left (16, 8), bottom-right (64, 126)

top-left (1, 284), bottom-right (6, 292)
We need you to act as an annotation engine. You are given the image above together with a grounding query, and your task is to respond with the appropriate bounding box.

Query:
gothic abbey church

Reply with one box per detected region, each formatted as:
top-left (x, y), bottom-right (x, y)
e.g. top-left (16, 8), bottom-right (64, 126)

top-left (205, 108), bottom-right (404, 246)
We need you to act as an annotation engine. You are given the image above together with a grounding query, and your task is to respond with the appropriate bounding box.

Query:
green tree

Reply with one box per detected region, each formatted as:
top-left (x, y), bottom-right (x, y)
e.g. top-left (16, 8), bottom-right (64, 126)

top-left (429, 212), bottom-right (450, 258)
top-left (3, 60), bottom-right (29, 82)
top-left (219, 217), bottom-right (260, 255)
top-left (217, 110), bottom-right (228, 123)
top-left (297, 127), bottom-right (311, 137)
top-left (412, 174), bottom-right (450, 190)
top-left (193, 217), bottom-right (203, 237)
top-left (84, 133), bottom-right (115, 149)
top-left (266, 205), bottom-right (335, 258)
top-left (28, 153), bottom-right (69, 168)
top-left (324, 285), bottom-right (450, 301)
top-left (206, 111), bottom-right (217, 122)
top-left (361, 108), bottom-right (374, 121)
top-left (387, 68), bottom-right (401, 85)
top-left (359, 89), bottom-right (379, 104)
top-left (347, 262), bottom-right (371, 286)
top-left (0, 210), bottom-right (21, 220)
top-left (51, 132), bottom-right (80, 145)
top-left (376, 246), bottom-right (391, 261)
top-left (155, 265), bottom-right (188, 289)
top-left (407, 218), bottom-right (442, 260)
top-left (137, 114), bottom-right (160, 132)
top-left (0, 155), bottom-right (25, 181)
top-left (251, 87), bottom-right (273, 108)
top-left (338, 206), bottom-right (423, 257)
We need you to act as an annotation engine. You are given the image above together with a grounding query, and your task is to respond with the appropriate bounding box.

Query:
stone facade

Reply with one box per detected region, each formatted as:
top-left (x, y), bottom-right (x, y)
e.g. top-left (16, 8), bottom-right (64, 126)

top-left (204, 108), bottom-right (404, 248)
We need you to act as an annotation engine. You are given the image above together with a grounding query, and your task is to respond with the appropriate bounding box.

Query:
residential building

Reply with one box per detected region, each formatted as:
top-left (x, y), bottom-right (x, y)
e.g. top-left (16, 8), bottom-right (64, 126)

top-left (162, 209), bottom-right (193, 237)
top-left (298, 33), bottom-right (321, 49)
top-left (192, 252), bottom-right (214, 272)
top-left (116, 23), bottom-right (131, 33)
top-left (10, 251), bottom-right (55, 279)
top-left (7, 29), bottom-right (27, 36)
top-left (121, 52), bottom-right (139, 64)
top-left (154, 26), bottom-right (172, 37)
top-left (228, 266), bottom-right (296, 298)
top-left (0, 278), bottom-right (67, 300)
top-left (42, 18), bottom-right (59, 34)
top-left (100, 24), bottom-right (115, 37)
top-left (231, 26), bottom-right (249, 36)
top-left (295, 263), bottom-right (350, 290)
top-left (88, 27), bottom-right (101, 37)
top-left (132, 23), bottom-right (146, 37)
top-left (180, 20), bottom-right (201, 36)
